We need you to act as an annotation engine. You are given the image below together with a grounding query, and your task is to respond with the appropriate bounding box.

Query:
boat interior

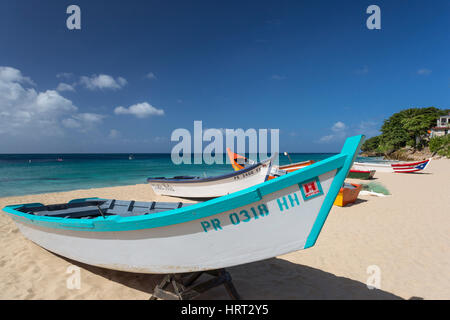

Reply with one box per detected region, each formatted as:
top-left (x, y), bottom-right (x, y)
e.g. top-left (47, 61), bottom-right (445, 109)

top-left (16, 199), bottom-right (194, 219)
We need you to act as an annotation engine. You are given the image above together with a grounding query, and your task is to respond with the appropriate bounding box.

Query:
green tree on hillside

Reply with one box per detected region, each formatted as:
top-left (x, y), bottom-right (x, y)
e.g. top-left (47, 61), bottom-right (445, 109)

top-left (429, 135), bottom-right (450, 157)
top-left (361, 107), bottom-right (448, 153)
top-left (360, 136), bottom-right (380, 152)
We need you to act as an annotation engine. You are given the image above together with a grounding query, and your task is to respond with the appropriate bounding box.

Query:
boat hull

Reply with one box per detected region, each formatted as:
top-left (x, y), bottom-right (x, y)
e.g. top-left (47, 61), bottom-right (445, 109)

top-left (148, 160), bottom-right (272, 198)
top-left (13, 171), bottom-right (336, 273)
top-left (347, 169), bottom-right (375, 179)
top-left (352, 159), bottom-right (430, 173)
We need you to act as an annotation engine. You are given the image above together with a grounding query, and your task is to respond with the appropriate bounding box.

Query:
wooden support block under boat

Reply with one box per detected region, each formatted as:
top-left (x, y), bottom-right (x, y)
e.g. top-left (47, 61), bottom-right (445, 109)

top-left (150, 269), bottom-right (241, 300)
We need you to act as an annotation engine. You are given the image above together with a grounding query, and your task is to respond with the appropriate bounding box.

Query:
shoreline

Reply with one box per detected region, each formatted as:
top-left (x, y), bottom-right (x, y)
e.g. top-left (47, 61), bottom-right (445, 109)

top-left (0, 153), bottom-right (376, 199)
top-left (0, 159), bottom-right (449, 299)
top-left (0, 182), bottom-right (152, 200)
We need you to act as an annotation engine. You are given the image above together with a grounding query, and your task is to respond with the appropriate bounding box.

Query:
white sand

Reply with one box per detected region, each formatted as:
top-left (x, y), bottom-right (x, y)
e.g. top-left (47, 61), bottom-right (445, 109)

top-left (0, 159), bottom-right (449, 300)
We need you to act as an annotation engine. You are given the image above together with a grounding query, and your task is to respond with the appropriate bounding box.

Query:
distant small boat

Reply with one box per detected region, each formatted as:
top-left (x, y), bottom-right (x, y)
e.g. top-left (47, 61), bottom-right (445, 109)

top-left (2, 135), bottom-right (365, 274)
top-left (347, 169), bottom-right (376, 179)
top-left (226, 148), bottom-right (314, 179)
top-left (147, 157), bottom-right (275, 198)
top-left (56, 158), bottom-right (63, 162)
top-left (352, 159), bottom-right (431, 173)
top-left (128, 154), bottom-right (134, 160)
top-left (334, 183), bottom-right (362, 207)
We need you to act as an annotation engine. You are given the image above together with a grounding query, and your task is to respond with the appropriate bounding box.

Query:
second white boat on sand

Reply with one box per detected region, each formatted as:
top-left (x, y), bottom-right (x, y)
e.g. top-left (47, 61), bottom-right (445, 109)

top-left (147, 157), bottom-right (275, 198)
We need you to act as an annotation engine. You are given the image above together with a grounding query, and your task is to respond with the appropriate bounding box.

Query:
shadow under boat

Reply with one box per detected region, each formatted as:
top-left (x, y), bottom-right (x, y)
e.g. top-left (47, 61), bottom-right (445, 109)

top-left (57, 253), bottom-right (408, 300)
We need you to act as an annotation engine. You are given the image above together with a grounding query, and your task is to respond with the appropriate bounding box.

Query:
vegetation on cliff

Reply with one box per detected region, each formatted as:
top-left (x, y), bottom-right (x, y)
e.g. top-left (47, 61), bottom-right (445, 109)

top-left (429, 135), bottom-right (450, 158)
top-left (361, 107), bottom-right (449, 158)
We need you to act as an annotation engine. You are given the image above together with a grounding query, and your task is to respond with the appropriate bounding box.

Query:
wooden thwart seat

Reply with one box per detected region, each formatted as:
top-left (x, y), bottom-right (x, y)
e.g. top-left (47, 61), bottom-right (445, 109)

top-left (18, 199), bottom-right (194, 219)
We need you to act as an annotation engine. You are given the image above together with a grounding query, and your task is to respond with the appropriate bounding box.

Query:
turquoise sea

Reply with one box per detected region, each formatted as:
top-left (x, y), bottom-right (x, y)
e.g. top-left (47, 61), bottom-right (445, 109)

top-left (0, 153), bottom-right (376, 197)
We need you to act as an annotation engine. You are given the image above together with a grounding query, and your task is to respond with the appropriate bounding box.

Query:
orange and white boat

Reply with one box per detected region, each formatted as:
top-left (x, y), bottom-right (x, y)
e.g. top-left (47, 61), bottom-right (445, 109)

top-left (226, 148), bottom-right (314, 179)
top-left (278, 160), bottom-right (316, 173)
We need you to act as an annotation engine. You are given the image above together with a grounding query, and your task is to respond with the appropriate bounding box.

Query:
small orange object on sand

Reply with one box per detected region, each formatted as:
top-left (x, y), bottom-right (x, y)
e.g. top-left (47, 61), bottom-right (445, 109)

top-left (334, 183), bottom-right (362, 207)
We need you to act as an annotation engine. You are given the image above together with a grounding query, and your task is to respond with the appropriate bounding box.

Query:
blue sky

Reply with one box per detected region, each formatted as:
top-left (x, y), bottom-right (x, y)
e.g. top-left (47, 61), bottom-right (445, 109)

top-left (0, 0), bottom-right (449, 153)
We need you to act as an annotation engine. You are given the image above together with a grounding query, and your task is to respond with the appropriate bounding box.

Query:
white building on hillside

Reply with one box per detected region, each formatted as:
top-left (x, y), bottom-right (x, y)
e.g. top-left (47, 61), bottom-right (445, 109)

top-left (430, 113), bottom-right (450, 138)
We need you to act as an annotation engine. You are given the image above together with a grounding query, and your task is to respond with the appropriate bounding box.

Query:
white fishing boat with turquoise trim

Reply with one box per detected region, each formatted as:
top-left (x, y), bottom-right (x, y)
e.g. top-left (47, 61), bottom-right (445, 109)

top-left (2, 135), bottom-right (364, 274)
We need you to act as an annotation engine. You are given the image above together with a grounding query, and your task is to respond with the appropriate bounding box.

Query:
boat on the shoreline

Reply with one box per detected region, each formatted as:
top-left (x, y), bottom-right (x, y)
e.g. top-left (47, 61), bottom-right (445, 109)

top-left (2, 135), bottom-right (365, 274)
top-left (228, 151), bottom-right (385, 180)
top-left (352, 159), bottom-right (431, 173)
top-left (228, 149), bottom-right (368, 206)
top-left (226, 148), bottom-right (314, 179)
top-left (347, 169), bottom-right (376, 179)
top-left (147, 157), bottom-right (275, 198)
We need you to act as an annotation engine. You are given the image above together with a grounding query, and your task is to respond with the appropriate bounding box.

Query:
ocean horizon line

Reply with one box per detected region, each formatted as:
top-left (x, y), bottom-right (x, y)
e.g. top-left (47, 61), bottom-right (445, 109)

top-left (0, 152), bottom-right (339, 155)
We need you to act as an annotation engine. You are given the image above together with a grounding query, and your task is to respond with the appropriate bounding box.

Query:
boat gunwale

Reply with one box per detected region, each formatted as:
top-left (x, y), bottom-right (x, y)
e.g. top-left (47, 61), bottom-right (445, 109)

top-left (349, 169), bottom-right (375, 173)
top-left (354, 158), bottom-right (430, 168)
top-left (278, 160), bottom-right (315, 170)
top-left (353, 161), bottom-right (392, 168)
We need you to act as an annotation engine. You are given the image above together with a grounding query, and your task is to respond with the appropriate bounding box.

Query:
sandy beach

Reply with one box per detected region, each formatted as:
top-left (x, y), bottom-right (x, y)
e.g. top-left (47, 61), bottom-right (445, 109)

top-left (0, 159), bottom-right (449, 300)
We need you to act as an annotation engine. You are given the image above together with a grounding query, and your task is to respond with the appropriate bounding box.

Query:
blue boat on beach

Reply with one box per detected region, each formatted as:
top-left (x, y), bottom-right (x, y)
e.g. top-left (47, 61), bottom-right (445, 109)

top-left (2, 135), bottom-right (364, 274)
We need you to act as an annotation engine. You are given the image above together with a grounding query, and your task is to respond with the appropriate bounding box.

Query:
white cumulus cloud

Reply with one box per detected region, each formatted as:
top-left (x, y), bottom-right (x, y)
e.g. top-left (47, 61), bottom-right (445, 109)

top-left (319, 135), bottom-right (334, 143)
top-left (62, 113), bottom-right (105, 131)
top-left (0, 66), bottom-right (105, 137)
top-left (145, 72), bottom-right (157, 80)
top-left (108, 129), bottom-right (121, 138)
top-left (0, 66), bottom-right (35, 86)
top-left (417, 68), bottom-right (432, 76)
top-left (318, 121), bottom-right (348, 143)
top-left (331, 121), bottom-right (347, 132)
top-left (56, 82), bottom-right (76, 92)
top-left (114, 102), bottom-right (164, 118)
top-left (271, 74), bottom-right (286, 80)
top-left (56, 72), bottom-right (74, 79)
top-left (80, 74), bottom-right (127, 90)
